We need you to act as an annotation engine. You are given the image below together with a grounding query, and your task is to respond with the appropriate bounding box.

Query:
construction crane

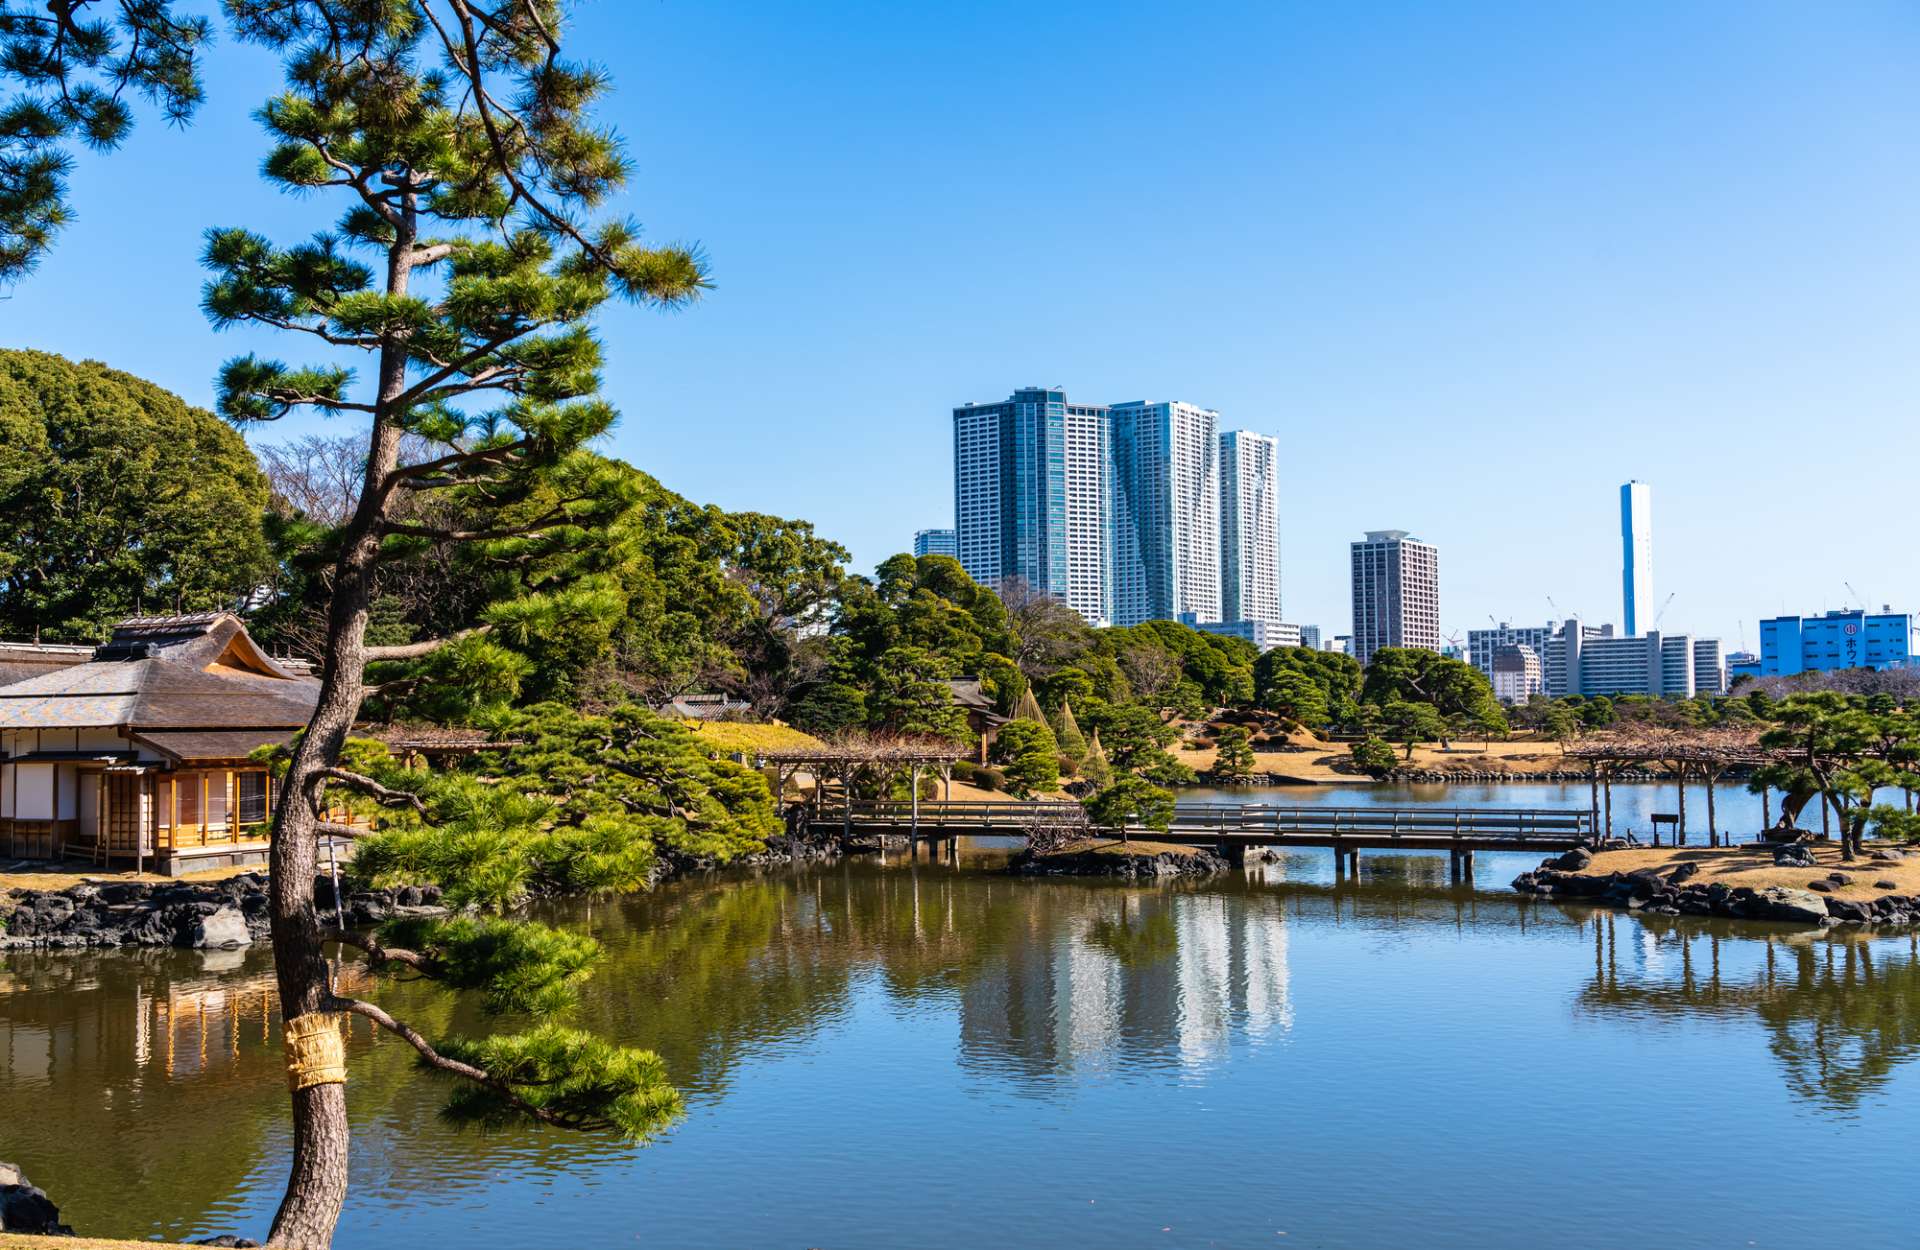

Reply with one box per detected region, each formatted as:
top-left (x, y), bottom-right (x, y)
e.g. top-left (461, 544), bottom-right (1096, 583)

top-left (1845, 581), bottom-right (1867, 612)
top-left (1546, 595), bottom-right (1577, 623)
top-left (1652, 592), bottom-right (1677, 629)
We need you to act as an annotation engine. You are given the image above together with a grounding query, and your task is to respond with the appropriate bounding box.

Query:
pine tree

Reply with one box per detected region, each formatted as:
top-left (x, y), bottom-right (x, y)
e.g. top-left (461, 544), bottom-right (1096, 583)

top-left (1083, 728), bottom-right (1112, 789)
top-left (1054, 699), bottom-right (1088, 771)
top-left (201, 5), bottom-right (709, 1244)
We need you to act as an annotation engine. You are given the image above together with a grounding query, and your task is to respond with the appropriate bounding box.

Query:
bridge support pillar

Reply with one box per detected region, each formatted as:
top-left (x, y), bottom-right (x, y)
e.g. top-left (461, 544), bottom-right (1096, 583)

top-left (1217, 841), bottom-right (1247, 868)
top-left (1460, 849), bottom-right (1476, 882)
top-left (1448, 850), bottom-right (1462, 884)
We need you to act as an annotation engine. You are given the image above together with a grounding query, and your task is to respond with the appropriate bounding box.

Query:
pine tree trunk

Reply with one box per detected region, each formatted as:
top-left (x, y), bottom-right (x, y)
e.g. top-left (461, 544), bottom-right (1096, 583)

top-left (265, 221), bottom-right (416, 1250)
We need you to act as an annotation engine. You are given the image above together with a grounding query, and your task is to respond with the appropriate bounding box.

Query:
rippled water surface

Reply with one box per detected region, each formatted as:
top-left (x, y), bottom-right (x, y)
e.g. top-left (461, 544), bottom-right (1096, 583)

top-left (4, 783), bottom-right (1919, 1249)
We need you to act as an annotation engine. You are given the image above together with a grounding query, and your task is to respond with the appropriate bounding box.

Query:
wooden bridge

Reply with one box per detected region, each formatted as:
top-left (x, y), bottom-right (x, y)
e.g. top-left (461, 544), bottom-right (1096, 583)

top-left (811, 800), bottom-right (1595, 881)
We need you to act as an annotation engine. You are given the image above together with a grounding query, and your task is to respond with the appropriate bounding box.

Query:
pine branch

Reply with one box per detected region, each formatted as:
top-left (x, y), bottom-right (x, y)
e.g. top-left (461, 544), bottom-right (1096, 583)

top-left (308, 767), bottom-right (428, 815)
top-left (362, 625), bottom-right (491, 663)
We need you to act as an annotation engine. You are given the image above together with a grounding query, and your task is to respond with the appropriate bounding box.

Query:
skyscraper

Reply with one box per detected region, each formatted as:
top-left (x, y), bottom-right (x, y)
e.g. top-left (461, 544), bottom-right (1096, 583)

top-left (1109, 401), bottom-right (1220, 627)
top-left (953, 389), bottom-right (1112, 625)
top-left (1620, 480), bottom-right (1652, 635)
top-left (1218, 429), bottom-right (1281, 626)
top-left (1349, 530), bottom-right (1440, 668)
top-left (912, 528), bottom-right (956, 558)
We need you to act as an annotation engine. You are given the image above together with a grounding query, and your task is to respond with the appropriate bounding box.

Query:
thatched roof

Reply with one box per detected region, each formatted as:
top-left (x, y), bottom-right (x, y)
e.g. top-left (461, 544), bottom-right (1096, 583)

top-left (0, 615), bottom-right (318, 750)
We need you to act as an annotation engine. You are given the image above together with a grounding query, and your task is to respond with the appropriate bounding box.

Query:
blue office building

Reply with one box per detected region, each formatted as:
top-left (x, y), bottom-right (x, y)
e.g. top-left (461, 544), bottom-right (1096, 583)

top-left (953, 389), bottom-right (1112, 625)
top-left (1758, 609), bottom-right (1915, 676)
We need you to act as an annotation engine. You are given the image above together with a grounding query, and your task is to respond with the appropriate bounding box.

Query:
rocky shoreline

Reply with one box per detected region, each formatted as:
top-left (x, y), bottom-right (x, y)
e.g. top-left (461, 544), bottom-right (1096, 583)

top-left (1512, 846), bottom-right (1920, 928)
top-left (1008, 844), bottom-right (1229, 880)
top-left (0, 874), bottom-right (448, 952)
top-left (0, 833), bottom-right (852, 953)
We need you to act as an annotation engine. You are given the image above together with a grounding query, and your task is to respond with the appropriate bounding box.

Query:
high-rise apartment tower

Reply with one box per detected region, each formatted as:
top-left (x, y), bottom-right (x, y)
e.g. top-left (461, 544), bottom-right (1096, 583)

top-left (1218, 430), bottom-right (1281, 627)
top-left (1109, 401), bottom-right (1220, 627)
top-left (953, 388), bottom-right (1112, 625)
top-left (1350, 530), bottom-right (1440, 668)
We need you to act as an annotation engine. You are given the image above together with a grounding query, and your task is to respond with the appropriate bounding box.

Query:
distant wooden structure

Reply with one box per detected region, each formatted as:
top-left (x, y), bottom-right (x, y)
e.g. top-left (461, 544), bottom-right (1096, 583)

top-left (759, 737), bottom-right (969, 851)
top-left (946, 677), bottom-right (1011, 764)
top-left (1567, 729), bottom-right (1786, 846)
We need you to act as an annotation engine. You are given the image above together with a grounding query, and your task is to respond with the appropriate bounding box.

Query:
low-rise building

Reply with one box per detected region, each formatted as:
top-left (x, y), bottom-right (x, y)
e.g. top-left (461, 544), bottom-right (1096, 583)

top-left (1759, 608), bottom-right (1915, 676)
top-left (0, 614), bottom-right (320, 873)
top-left (1726, 650), bottom-right (1761, 684)
top-left (1552, 620), bottom-right (1725, 699)
top-left (1491, 644), bottom-right (1543, 705)
top-left (1300, 625), bottom-right (1322, 651)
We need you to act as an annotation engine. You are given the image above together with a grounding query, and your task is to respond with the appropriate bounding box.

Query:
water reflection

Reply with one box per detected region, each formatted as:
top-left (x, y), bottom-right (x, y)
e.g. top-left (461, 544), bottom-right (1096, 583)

top-left (1576, 912), bottom-right (1920, 1111)
top-left (6, 857), bottom-right (1920, 1245)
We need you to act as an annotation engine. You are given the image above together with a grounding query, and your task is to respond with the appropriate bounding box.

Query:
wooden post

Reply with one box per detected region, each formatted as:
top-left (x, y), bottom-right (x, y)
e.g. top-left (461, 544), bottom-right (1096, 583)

top-left (1589, 764), bottom-right (1600, 832)
top-left (1675, 765), bottom-right (1687, 845)
top-left (910, 764), bottom-right (922, 851)
top-left (1762, 787), bottom-right (1771, 832)
top-left (1603, 766), bottom-right (1613, 839)
top-left (199, 774), bottom-right (209, 848)
top-left (1705, 771), bottom-right (1718, 847)
top-left (225, 769), bottom-right (236, 840)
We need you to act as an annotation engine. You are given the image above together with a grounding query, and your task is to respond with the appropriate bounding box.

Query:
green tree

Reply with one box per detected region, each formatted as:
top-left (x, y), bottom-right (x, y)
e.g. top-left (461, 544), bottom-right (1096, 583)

top-left (1211, 723), bottom-right (1256, 782)
top-left (1085, 773), bottom-right (1176, 833)
top-left (1382, 698), bottom-right (1448, 759)
top-left (1349, 734), bottom-right (1399, 778)
top-left (1, 1), bottom-right (210, 281)
top-left (0, 349), bottom-right (274, 639)
top-left (1362, 648), bottom-right (1502, 724)
top-left (1543, 702), bottom-right (1582, 747)
top-left (200, 4), bottom-right (712, 1243)
top-left (865, 645), bottom-right (969, 740)
top-left (1254, 645), bottom-right (1360, 728)
top-left (1752, 693), bottom-right (1881, 859)
top-left (991, 717), bottom-right (1059, 797)
top-left (1091, 702), bottom-right (1194, 784)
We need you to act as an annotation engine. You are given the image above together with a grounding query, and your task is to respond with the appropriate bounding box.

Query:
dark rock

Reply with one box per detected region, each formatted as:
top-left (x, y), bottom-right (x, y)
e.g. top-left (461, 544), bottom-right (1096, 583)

top-left (1773, 845), bottom-right (1818, 868)
top-left (1807, 880), bottom-right (1834, 893)
top-left (1875, 880), bottom-right (1899, 891)
top-left (1827, 872), bottom-right (1853, 885)
top-left (1667, 862), bottom-right (1701, 884)
top-left (1826, 899), bottom-right (1873, 924)
top-left (1549, 847), bottom-right (1593, 871)
top-left (194, 1236), bottom-right (260, 1247)
top-left (1870, 849), bottom-right (1909, 862)
top-left (0, 1160), bottom-right (74, 1236)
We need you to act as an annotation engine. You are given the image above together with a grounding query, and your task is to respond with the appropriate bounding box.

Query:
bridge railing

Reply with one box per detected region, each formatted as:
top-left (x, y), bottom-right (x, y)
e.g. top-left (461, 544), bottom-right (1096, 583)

top-left (1173, 804), bottom-right (1591, 841)
top-left (836, 800), bottom-right (1591, 841)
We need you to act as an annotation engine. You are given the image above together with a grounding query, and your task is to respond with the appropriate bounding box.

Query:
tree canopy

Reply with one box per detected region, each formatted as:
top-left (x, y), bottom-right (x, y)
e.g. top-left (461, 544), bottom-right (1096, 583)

top-left (0, 348), bottom-right (273, 640)
top-left (0, 1), bottom-right (210, 281)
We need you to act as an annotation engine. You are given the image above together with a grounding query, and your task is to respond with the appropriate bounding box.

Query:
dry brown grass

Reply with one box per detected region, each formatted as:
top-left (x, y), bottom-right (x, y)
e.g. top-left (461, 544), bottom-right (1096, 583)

top-left (1174, 728), bottom-right (1572, 784)
top-left (0, 860), bottom-right (253, 893)
top-left (1576, 842), bottom-right (1920, 901)
top-left (1044, 836), bottom-right (1206, 858)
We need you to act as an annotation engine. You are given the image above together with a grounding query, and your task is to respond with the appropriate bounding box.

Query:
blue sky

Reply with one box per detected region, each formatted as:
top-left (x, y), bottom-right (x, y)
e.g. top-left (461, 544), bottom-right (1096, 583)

top-left (9, 0), bottom-right (1920, 650)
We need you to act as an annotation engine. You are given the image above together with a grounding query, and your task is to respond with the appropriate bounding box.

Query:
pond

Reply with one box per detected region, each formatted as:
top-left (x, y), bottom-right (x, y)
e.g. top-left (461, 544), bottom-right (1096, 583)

top-left (3, 783), bottom-right (1916, 1249)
